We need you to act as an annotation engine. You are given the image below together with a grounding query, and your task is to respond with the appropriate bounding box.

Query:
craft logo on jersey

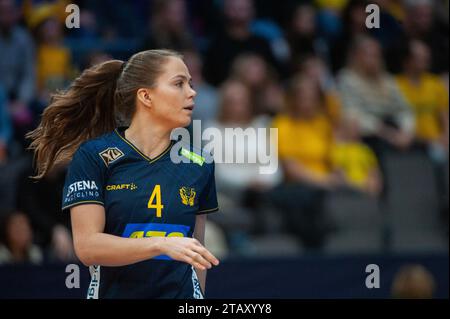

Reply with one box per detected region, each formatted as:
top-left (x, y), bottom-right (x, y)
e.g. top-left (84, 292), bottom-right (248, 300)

top-left (99, 147), bottom-right (124, 166)
top-left (106, 183), bottom-right (138, 191)
top-left (180, 187), bottom-right (196, 206)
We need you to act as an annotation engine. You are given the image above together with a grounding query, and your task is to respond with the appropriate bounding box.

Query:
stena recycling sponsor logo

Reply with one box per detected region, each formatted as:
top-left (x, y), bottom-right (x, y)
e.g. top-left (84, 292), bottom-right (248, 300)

top-left (65, 180), bottom-right (100, 203)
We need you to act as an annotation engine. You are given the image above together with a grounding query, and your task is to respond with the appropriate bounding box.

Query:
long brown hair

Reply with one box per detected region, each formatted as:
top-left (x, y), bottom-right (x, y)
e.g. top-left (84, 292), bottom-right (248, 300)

top-left (27, 49), bottom-right (182, 179)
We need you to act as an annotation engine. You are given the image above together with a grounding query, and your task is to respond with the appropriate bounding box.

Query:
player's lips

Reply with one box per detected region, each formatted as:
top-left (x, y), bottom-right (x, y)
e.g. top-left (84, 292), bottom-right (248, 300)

top-left (183, 104), bottom-right (195, 111)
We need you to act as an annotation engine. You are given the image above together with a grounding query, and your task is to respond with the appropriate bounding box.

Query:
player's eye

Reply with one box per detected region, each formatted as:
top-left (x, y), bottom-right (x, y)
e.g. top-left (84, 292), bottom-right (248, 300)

top-left (175, 82), bottom-right (183, 88)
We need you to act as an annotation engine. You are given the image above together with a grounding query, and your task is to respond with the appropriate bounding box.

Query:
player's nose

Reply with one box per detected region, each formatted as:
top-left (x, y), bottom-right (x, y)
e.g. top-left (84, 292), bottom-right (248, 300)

top-left (188, 86), bottom-right (197, 99)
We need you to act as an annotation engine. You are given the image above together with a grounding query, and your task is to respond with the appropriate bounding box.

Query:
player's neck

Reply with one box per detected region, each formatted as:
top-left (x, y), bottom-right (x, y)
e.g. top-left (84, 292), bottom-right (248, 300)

top-left (124, 121), bottom-right (172, 159)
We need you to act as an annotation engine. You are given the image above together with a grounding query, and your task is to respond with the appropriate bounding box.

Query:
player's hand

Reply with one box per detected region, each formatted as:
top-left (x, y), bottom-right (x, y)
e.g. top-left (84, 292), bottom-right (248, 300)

top-left (158, 237), bottom-right (219, 270)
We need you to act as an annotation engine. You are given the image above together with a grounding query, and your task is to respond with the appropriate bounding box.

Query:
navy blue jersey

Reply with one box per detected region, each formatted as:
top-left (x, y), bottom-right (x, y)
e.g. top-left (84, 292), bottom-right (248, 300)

top-left (61, 127), bottom-right (218, 299)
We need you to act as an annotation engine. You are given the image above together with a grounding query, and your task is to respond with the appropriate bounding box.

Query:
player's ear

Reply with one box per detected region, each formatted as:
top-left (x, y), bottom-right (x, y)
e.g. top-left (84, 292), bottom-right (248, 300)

top-left (136, 88), bottom-right (153, 108)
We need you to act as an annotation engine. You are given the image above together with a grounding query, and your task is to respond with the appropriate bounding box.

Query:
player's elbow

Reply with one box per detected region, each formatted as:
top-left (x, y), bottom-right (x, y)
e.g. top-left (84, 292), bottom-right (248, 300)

top-left (73, 237), bottom-right (96, 267)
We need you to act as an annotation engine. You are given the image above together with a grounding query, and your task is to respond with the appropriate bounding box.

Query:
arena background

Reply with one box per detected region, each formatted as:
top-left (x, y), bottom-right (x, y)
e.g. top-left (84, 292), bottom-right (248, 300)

top-left (0, 0), bottom-right (448, 298)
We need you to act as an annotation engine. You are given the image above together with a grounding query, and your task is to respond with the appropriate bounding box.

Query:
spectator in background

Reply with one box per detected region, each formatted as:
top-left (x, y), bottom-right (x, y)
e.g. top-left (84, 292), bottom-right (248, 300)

top-left (69, 8), bottom-right (100, 41)
top-left (212, 80), bottom-right (282, 208)
top-left (74, 0), bottom-right (148, 39)
top-left (443, 72), bottom-right (449, 94)
top-left (0, 152), bottom-right (23, 218)
top-left (250, 10), bottom-right (291, 67)
top-left (377, 0), bottom-right (407, 22)
top-left (0, 139), bottom-right (7, 166)
top-left (0, 211), bottom-right (44, 265)
top-left (297, 54), bottom-right (342, 127)
top-left (22, 0), bottom-right (68, 27)
top-left (406, 0), bottom-right (450, 74)
top-left (0, 154), bottom-right (28, 217)
top-left (203, 0), bottom-right (278, 86)
top-left (230, 53), bottom-right (284, 116)
top-left (396, 40), bottom-right (448, 152)
top-left (391, 264), bottom-right (436, 299)
top-left (32, 13), bottom-right (74, 109)
top-left (16, 161), bottom-right (75, 262)
top-left (331, 117), bottom-right (383, 197)
top-left (273, 75), bottom-right (341, 191)
top-left (271, 75), bottom-right (340, 249)
top-left (1, 85), bottom-right (30, 214)
top-left (0, 97), bottom-right (10, 205)
top-left (337, 36), bottom-right (415, 154)
top-left (0, 85), bottom-right (12, 149)
top-left (367, 0), bottom-right (403, 50)
top-left (386, 0), bottom-right (449, 74)
top-left (0, 0), bottom-right (35, 143)
top-left (396, 39), bottom-right (449, 232)
top-left (286, 2), bottom-right (328, 73)
top-left (208, 80), bottom-right (282, 250)
top-left (330, 0), bottom-right (370, 73)
top-left (142, 0), bottom-right (193, 52)
top-left (314, 0), bottom-right (347, 43)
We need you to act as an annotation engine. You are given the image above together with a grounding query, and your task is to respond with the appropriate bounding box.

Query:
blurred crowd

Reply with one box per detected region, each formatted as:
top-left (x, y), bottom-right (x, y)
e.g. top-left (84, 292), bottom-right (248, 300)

top-left (0, 0), bottom-right (448, 264)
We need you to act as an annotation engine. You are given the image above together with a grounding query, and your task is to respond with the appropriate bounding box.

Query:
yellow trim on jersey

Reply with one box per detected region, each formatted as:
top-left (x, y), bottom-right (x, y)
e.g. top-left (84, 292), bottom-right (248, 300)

top-left (62, 200), bottom-right (104, 211)
top-left (114, 129), bottom-right (173, 163)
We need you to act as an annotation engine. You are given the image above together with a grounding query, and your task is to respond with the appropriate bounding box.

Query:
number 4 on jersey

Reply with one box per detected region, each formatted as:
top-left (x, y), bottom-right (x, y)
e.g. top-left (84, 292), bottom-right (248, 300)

top-left (148, 184), bottom-right (164, 217)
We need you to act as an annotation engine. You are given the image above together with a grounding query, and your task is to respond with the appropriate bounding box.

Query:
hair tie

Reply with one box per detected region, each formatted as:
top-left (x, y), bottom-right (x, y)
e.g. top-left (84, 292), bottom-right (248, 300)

top-left (120, 60), bottom-right (128, 73)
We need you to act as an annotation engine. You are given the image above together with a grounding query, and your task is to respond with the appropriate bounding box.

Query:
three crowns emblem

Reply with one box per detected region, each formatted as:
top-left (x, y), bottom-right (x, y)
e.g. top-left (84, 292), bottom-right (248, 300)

top-left (180, 186), bottom-right (196, 206)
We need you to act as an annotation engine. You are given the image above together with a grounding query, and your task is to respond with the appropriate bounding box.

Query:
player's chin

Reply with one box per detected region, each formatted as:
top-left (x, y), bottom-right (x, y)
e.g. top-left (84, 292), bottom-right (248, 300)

top-left (177, 115), bottom-right (192, 128)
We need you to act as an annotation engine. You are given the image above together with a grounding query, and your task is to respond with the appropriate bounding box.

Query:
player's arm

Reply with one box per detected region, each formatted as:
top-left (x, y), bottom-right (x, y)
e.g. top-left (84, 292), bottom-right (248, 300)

top-left (71, 204), bottom-right (163, 267)
top-left (193, 214), bottom-right (208, 293)
top-left (71, 204), bottom-right (219, 269)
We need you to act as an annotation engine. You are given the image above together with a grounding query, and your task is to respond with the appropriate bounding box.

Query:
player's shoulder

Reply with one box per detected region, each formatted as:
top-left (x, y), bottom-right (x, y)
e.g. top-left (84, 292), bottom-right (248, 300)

top-left (78, 130), bottom-right (115, 151)
top-left (75, 130), bottom-right (123, 164)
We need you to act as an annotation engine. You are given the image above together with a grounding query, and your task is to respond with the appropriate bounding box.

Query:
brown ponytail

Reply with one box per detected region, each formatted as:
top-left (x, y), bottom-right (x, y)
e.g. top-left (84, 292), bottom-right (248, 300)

top-left (27, 49), bottom-right (182, 179)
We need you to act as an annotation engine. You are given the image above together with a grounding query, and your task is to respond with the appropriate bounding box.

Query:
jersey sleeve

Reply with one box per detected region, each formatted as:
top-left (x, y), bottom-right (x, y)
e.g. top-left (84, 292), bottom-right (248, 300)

top-left (197, 162), bottom-right (219, 215)
top-left (61, 143), bottom-right (106, 212)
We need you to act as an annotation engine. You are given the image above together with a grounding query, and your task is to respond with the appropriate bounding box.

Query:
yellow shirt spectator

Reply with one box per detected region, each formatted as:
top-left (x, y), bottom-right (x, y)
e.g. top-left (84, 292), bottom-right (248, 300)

top-left (396, 74), bottom-right (449, 142)
top-left (325, 92), bottom-right (342, 126)
top-left (330, 142), bottom-right (378, 189)
top-left (273, 113), bottom-right (333, 177)
top-left (37, 44), bottom-right (72, 92)
top-left (314, 0), bottom-right (348, 11)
